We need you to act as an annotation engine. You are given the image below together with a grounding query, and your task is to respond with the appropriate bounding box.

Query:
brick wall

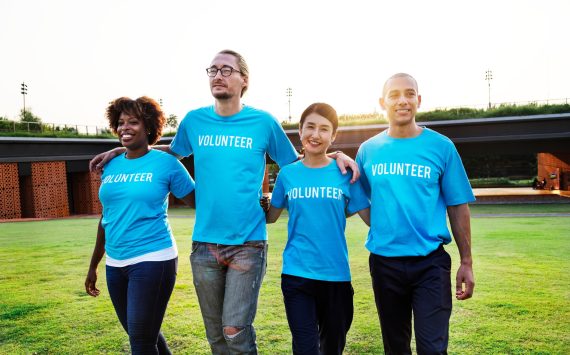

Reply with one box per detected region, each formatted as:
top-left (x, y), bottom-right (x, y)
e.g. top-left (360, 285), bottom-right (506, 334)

top-left (71, 171), bottom-right (102, 215)
top-left (0, 163), bottom-right (22, 219)
top-left (25, 161), bottom-right (70, 218)
top-left (537, 153), bottom-right (570, 190)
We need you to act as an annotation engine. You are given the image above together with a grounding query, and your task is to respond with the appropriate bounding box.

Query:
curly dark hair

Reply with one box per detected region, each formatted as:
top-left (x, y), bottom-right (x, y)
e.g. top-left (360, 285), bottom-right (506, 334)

top-left (106, 96), bottom-right (165, 145)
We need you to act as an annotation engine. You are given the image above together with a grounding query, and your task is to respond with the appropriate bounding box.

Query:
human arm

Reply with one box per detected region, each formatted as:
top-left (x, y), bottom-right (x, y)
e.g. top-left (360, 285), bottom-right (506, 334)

top-left (89, 147), bottom-right (126, 173)
top-left (345, 207), bottom-right (370, 226)
top-left (89, 145), bottom-right (181, 173)
top-left (179, 191), bottom-right (195, 208)
top-left (259, 195), bottom-right (284, 224)
top-left (85, 218), bottom-right (106, 297)
top-left (266, 205), bottom-right (284, 224)
top-left (356, 207), bottom-right (371, 226)
top-left (447, 203), bottom-right (474, 300)
top-left (328, 151), bottom-right (360, 184)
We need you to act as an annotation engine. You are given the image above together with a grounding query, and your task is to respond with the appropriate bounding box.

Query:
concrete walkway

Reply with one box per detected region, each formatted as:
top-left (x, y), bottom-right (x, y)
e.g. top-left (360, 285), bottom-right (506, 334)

top-left (473, 187), bottom-right (570, 204)
top-left (473, 187), bottom-right (570, 197)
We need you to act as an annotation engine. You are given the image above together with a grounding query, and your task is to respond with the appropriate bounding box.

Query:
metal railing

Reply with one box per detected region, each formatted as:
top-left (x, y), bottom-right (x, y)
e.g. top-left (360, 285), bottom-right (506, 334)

top-left (0, 121), bottom-right (110, 135)
top-left (0, 121), bottom-right (178, 136)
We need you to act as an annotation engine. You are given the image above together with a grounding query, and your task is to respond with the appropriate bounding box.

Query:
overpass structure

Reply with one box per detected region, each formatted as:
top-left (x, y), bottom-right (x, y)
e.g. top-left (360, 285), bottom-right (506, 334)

top-left (1, 113), bottom-right (569, 219)
top-left (285, 113), bottom-right (570, 157)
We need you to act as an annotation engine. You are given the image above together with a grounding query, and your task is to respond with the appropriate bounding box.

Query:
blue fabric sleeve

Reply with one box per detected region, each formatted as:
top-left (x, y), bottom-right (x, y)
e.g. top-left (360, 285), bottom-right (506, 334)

top-left (169, 159), bottom-right (195, 199)
top-left (267, 118), bottom-right (298, 167)
top-left (346, 179), bottom-right (370, 215)
top-left (441, 144), bottom-right (475, 206)
top-left (271, 173), bottom-right (286, 209)
top-left (356, 149), bottom-right (371, 198)
top-left (169, 113), bottom-right (193, 157)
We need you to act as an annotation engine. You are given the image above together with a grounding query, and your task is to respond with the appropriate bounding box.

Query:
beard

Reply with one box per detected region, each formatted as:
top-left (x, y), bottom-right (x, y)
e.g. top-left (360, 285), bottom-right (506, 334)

top-left (212, 91), bottom-right (233, 100)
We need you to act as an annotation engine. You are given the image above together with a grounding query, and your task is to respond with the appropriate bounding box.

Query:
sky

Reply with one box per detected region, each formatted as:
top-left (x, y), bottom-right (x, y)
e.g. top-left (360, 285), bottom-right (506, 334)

top-left (1, 0), bottom-right (569, 130)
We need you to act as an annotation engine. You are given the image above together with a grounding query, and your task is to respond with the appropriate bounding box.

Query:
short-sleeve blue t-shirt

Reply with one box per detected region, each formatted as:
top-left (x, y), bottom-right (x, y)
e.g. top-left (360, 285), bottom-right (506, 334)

top-left (271, 160), bottom-right (370, 281)
top-left (99, 150), bottom-right (195, 260)
top-left (356, 128), bottom-right (475, 257)
top-left (170, 105), bottom-right (298, 245)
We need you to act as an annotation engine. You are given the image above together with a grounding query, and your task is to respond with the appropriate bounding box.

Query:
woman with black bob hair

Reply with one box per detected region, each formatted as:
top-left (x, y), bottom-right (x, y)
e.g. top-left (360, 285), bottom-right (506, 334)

top-left (265, 103), bottom-right (371, 355)
top-left (85, 96), bottom-right (195, 354)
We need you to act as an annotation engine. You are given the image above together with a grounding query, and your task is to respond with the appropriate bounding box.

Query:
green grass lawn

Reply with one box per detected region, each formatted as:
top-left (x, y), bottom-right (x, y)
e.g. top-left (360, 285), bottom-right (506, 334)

top-left (469, 203), bottom-right (570, 214)
top-left (1, 205), bottom-right (569, 354)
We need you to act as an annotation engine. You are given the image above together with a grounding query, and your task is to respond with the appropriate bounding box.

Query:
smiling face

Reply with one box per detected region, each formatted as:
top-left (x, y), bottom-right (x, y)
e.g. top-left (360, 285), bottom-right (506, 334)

top-left (299, 113), bottom-right (336, 157)
top-left (117, 112), bottom-right (148, 152)
top-left (380, 75), bottom-right (422, 128)
top-left (208, 53), bottom-right (248, 100)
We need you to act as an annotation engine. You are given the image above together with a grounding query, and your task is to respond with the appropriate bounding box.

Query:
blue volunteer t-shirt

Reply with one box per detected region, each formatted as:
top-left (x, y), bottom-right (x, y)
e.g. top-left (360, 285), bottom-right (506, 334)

top-left (271, 160), bottom-right (370, 281)
top-left (99, 150), bottom-right (195, 260)
top-left (356, 128), bottom-right (475, 257)
top-left (170, 105), bottom-right (298, 245)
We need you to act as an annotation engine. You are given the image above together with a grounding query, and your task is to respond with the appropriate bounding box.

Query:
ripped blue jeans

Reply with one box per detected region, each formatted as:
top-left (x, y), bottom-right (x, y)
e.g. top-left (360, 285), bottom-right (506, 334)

top-left (190, 241), bottom-right (267, 355)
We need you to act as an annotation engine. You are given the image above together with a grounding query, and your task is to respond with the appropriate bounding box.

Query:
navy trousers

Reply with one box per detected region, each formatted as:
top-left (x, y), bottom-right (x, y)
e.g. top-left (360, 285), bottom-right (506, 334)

top-left (281, 274), bottom-right (354, 355)
top-left (106, 258), bottom-right (177, 355)
top-left (369, 245), bottom-right (452, 355)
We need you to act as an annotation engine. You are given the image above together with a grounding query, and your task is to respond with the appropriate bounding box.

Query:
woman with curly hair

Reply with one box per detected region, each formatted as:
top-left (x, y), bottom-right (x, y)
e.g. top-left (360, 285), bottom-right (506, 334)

top-left (85, 96), bottom-right (195, 354)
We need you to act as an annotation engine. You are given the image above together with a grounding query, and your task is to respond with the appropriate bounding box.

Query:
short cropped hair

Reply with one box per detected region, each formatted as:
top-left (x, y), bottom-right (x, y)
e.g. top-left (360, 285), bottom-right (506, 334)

top-left (382, 73), bottom-right (419, 97)
top-left (106, 96), bottom-right (165, 145)
top-left (299, 102), bottom-right (339, 134)
top-left (217, 49), bottom-right (249, 97)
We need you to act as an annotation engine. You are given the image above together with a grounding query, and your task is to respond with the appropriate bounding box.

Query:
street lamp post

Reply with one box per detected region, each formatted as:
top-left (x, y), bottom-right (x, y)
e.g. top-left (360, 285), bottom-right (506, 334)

top-left (286, 87), bottom-right (292, 122)
top-left (21, 82), bottom-right (28, 118)
top-left (485, 70), bottom-right (493, 109)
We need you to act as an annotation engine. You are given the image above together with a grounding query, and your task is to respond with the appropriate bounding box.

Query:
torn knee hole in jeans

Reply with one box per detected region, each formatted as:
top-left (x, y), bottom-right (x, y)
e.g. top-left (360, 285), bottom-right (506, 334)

top-left (223, 326), bottom-right (245, 339)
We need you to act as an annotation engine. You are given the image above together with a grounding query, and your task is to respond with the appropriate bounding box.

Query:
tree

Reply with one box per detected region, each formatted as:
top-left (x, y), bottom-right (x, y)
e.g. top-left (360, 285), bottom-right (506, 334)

top-left (167, 114), bottom-right (178, 129)
top-left (19, 108), bottom-right (42, 123)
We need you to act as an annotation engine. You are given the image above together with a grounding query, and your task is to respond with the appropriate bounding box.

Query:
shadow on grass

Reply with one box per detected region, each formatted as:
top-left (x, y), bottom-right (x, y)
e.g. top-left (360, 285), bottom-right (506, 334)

top-left (0, 303), bottom-right (50, 321)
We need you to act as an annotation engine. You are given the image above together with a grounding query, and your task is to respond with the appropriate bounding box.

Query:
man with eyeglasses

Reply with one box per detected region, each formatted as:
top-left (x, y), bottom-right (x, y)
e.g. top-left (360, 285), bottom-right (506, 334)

top-left (171, 49), bottom-right (299, 354)
top-left (90, 49), bottom-right (358, 354)
top-left (356, 73), bottom-right (475, 354)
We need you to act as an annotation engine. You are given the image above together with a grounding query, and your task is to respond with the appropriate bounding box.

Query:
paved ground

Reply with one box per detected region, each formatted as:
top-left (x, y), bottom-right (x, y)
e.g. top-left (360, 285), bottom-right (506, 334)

top-left (473, 187), bottom-right (570, 197)
top-left (473, 187), bottom-right (570, 204)
top-left (2, 188), bottom-right (569, 223)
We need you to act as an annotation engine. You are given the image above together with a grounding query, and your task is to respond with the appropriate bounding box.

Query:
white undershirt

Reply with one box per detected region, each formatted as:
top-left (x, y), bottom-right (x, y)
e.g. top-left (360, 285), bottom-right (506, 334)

top-left (105, 245), bottom-right (178, 267)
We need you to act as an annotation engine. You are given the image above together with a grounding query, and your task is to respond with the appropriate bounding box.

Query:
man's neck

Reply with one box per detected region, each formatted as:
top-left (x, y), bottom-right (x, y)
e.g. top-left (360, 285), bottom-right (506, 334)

top-left (387, 121), bottom-right (422, 138)
top-left (214, 98), bottom-right (243, 117)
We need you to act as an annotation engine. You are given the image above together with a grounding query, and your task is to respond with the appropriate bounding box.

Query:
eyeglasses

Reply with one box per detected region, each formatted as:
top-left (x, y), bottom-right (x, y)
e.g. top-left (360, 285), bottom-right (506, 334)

top-left (206, 66), bottom-right (242, 77)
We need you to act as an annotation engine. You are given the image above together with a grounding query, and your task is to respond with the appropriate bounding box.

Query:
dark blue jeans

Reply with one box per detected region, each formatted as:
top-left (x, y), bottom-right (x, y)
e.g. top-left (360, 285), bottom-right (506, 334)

top-left (106, 258), bottom-right (177, 355)
top-left (281, 274), bottom-right (354, 355)
top-left (369, 245), bottom-right (452, 355)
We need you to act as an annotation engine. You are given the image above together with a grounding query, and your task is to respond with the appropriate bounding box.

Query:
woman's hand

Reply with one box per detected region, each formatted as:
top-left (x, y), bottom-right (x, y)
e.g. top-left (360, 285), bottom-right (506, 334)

top-left (85, 268), bottom-right (100, 297)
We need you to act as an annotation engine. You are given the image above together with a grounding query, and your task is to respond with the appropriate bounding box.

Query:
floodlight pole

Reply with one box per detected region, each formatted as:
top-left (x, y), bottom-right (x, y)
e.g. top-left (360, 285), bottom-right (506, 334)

top-left (485, 70), bottom-right (493, 109)
top-left (21, 82), bottom-right (28, 117)
top-left (286, 87), bottom-right (292, 122)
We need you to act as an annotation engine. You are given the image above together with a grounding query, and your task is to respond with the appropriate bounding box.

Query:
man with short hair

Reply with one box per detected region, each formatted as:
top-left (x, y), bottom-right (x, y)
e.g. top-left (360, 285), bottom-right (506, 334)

top-left (356, 73), bottom-right (475, 354)
top-left (91, 49), bottom-right (358, 354)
